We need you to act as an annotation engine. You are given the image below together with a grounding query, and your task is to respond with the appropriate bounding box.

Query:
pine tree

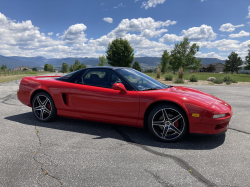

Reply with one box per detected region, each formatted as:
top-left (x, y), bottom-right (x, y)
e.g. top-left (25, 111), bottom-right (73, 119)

top-left (132, 61), bottom-right (142, 72)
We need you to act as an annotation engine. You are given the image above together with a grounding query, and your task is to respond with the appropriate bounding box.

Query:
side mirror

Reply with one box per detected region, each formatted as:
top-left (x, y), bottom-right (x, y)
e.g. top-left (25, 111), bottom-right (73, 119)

top-left (112, 83), bottom-right (127, 93)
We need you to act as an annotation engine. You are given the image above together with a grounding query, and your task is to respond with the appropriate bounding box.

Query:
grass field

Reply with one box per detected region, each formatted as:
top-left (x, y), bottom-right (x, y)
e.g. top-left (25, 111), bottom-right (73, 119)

top-left (0, 71), bottom-right (50, 84)
top-left (145, 72), bottom-right (250, 82)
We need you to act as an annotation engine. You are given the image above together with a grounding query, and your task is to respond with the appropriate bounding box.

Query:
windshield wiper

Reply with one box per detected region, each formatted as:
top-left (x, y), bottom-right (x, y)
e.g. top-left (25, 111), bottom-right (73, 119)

top-left (142, 88), bottom-right (159, 91)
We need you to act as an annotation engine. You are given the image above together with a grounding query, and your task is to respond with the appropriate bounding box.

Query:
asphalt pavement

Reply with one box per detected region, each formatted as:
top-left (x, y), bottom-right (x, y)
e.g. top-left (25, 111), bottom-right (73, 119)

top-left (0, 75), bottom-right (250, 187)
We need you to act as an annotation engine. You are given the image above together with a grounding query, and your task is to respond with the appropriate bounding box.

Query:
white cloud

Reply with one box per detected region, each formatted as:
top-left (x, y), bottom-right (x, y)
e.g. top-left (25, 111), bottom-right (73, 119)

top-left (141, 0), bottom-right (165, 9)
top-left (140, 29), bottom-right (168, 38)
top-left (107, 17), bottom-right (176, 38)
top-left (201, 0), bottom-right (205, 2)
top-left (0, 12), bottom-right (8, 24)
top-left (48, 32), bottom-right (53, 36)
top-left (247, 22), bottom-right (250, 26)
top-left (135, 0), bottom-right (140, 2)
top-left (114, 3), bottom-right (125, 9)
top-left (181, 24), bottom-right (216, 41)
top-left (229, 30), bottom-right (250, 38)
top-left (0, 12), bottom-right (249, 60)
top-left (87, 18), bottom-right (177, 57)
top-left (0, 12), bottom-right (63, 56)
top-left (103, 17), bottom-right (113, 23)
top-left (123, 33), bottom-right (173, 57)
top-left (159, 34), bottom-right (183, 43)
top-left (62, 23), bottom-right (88, 45)
top-left (219, 23), bottom-right (244, 32)
top-left (159, 24), bottom-right (216, 43)
top-left (194, 39), bottom-right (250, 54)
top-left (247, 6), bottom-right (250, 18)
top-left (196, 52), bottom-right (225, 60)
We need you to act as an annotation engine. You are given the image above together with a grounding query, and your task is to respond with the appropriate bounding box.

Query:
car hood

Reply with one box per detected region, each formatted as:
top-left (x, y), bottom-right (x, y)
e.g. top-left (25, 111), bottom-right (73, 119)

top-left (168, 86), bottom-right (217, 106)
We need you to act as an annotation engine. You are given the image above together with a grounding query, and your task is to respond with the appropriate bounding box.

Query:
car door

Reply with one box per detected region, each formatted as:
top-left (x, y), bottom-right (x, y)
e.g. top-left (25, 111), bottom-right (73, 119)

top-left (70, 69), bottom-right (140, 124)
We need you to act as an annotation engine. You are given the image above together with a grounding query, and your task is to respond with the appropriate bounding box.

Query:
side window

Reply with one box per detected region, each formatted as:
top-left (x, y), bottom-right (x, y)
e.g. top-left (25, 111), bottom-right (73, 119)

top-left (74, 69), bottom-right (134, 90)
top-left (71, 69), bottom-right (87, 83)
top-left (110, 72), bottom-right (133, 91)
top-left (82, 70), bottom-right (109, 88)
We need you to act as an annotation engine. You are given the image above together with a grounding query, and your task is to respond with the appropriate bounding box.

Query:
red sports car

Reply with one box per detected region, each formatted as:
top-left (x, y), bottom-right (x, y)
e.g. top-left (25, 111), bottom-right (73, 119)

top-left (17, 67), bottom-right (232, 142)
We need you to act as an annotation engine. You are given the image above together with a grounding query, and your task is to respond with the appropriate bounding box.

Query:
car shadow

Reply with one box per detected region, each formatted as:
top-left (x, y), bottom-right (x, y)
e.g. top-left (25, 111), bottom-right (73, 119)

top-left (5, 112), bottom-right (226, 150)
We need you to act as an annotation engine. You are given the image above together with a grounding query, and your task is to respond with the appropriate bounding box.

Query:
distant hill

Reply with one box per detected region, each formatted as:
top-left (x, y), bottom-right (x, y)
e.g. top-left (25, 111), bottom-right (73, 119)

top-left (196, 58), bottom-right (225, 65)
top-left (0, 55), bottom-right (225, 70)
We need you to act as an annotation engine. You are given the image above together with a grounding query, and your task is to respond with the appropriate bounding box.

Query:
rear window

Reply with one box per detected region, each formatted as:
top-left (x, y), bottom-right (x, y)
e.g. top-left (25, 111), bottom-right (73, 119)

top-left (57, 72), bottom-right (76, 80)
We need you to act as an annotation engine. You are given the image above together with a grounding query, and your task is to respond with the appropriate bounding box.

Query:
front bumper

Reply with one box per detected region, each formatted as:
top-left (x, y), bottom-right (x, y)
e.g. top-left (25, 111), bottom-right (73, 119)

top-left (189, 98), bottom-right (232, 135)
top-left (189, 119), bottom-right (230, 135)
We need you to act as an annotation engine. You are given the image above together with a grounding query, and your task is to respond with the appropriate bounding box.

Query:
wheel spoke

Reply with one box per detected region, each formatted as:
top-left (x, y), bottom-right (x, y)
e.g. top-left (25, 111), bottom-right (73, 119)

top-left (162, 126), bottom-right (169, 138)
top-left (169, 114), bottom-right (181, 124)
top-left (37, 97), bottom-right (43, 106)
top-left (40, 110), bottom-right (44, 119)
top-left (170, 125), bottom-right (181, 134)
top-left (153, 121), bottom-right (164, 127)
top-left (34, 106), bottom-right (41, 110)
top-left (43, 98), bottom-right (49, 106)
top-left (44, 108), bottom-right (51, 114)
top-left (162, 109), bottom-right (170, 121)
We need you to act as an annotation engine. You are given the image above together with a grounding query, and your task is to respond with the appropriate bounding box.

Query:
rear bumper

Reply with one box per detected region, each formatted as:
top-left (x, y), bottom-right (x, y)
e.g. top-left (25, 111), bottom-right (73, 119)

top-left (17, 90), bottom-right (31, 107)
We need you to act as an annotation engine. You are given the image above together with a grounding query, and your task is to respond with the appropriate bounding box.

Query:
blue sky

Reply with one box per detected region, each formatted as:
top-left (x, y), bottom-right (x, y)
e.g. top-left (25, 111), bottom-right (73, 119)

top-left (0, 0), bottom-right (249, 60)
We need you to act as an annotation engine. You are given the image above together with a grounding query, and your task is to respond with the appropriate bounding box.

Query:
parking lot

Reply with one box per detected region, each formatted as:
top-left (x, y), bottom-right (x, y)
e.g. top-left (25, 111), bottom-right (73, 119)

top-left (0, 76), bottom-right (250, 187)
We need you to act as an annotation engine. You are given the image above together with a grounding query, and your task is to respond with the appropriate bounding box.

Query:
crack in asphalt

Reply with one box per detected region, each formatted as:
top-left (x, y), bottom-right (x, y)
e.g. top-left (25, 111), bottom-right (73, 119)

top-left (0, 93), bottom-right (22, 106)
top-left (145, 169), bottom-right (174, 187)
top-left (33, 126), bottom-right (63, 187)
top-left (229, 128), bottom-right (250, 135)
top-left (112, 126), bottom-right (217, 187)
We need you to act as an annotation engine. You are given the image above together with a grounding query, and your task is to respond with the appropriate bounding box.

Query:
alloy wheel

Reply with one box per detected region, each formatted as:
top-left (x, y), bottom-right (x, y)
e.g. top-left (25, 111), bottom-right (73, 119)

top-left (33, 95), bottom-right (52, 120)
top-left (152, 108), bottom-right (185, 140)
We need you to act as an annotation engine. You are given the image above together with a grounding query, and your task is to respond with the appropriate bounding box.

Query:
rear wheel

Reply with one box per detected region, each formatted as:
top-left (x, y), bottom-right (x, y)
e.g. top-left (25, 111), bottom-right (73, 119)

top-left (32, 92), bottom-right (57, 122)
top-left (147, 104), bottom-right (188, 142)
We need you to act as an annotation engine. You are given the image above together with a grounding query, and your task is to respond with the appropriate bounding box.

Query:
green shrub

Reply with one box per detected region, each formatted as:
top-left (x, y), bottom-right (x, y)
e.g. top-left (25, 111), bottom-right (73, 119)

top-left (189, 75), bottom-right (198, 82)
top-left (144, 69), bottom-right (153, 73)
top-left (174, 78), bottom-right (184, 84)
top-left (231, 79), bottom-right (238, 83)
top-left (223, 75), bottom-right (233, 82)
top-left (214, 78), bottom-right (223, 84)
top-left (165, 74), bottom-right (173, 81)
top-left (226, 82), bottom-right (231, 85)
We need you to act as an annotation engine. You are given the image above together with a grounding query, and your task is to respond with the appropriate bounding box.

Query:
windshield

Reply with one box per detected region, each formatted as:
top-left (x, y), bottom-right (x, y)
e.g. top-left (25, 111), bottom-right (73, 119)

top-left (116, 69), bottom-right (168, 91)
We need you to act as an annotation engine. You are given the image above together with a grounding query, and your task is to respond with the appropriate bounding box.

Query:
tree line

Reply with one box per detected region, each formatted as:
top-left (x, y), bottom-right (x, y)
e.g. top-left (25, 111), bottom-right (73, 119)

top-left (45, 38), bottom-right (250, 74)
top-left (1, 65), bottom-right (38, 72)
top-left (56, 37), bottom-right (200, 73)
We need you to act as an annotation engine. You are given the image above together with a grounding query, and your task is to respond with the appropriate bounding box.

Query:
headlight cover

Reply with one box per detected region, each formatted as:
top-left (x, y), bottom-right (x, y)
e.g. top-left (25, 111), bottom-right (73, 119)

top-left (213, 114), bottom-right (226, 119)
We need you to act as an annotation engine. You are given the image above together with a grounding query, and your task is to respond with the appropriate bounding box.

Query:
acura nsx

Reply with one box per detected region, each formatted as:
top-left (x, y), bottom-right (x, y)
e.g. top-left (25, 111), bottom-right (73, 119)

top-left (17, 67), bottom-right (232, 142)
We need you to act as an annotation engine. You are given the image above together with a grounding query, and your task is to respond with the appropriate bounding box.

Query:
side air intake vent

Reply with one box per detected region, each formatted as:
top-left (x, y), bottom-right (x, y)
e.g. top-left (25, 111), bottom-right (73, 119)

top-left (62, 93), bottom-right (67, 105)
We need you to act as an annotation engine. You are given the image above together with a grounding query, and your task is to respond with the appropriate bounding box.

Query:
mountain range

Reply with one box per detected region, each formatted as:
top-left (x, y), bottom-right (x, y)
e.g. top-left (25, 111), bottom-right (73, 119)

top-left (0, 55), bottom-right (226, 70)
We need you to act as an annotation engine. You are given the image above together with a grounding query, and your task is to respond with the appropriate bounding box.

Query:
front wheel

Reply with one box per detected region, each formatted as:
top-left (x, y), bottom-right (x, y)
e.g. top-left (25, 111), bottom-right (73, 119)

top-left (147, 104), bottom-right (188, 142)
top-left (32, 92), bottom-right (57, 122)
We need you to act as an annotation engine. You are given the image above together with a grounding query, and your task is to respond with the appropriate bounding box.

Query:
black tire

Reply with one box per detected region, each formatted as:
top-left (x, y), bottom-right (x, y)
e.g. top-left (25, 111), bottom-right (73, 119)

top-left (147, 104), bottom-right (188, 142)
top-left (32, 92), bottom-right (57, 122)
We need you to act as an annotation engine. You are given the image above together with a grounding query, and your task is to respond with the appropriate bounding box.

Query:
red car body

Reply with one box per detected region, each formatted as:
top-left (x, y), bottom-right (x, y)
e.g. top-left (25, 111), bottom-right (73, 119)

top-left (17, 71), bottom-right (232, 136)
